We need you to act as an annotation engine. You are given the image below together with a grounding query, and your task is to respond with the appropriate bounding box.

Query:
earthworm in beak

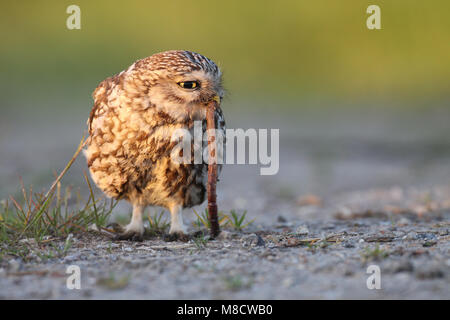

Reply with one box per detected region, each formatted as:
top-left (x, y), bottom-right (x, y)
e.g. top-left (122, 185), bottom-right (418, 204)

top-left (206, 96), bottom-right (220, 238)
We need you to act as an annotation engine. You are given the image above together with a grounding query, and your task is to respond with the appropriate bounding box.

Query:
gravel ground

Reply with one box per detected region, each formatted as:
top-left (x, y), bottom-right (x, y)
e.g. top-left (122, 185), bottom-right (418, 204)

top-left (1, 186), bottom-right (449, 299)
top-left (1, 107), bottom-right (449, 299)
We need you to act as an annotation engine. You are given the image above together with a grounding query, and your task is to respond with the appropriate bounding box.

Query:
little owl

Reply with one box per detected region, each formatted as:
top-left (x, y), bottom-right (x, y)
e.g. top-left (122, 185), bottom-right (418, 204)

top-left (85, 50), bottom-right (225, 241)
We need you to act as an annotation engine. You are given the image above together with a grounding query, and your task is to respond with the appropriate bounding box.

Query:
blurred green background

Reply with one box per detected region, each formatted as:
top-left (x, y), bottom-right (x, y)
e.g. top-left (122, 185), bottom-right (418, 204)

top-left (1, 0), bottom-right (449, 111)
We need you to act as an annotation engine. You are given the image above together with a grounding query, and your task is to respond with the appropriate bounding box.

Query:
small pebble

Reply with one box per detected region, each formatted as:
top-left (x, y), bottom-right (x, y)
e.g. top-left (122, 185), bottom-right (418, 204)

top-left (8, 259), bottom-right (22, 273)
top-left (217, 230), bottom-right (233, 240)
top-left (343, 241), bottom-right (355, 248)
top-left (295, 225), bottom-right (309, 236)
top-left (241, 234), bottom-right (265, 247)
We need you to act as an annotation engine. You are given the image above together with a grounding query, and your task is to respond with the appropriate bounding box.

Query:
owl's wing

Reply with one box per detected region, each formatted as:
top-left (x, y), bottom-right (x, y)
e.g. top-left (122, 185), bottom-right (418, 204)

top-left (88, 74), bottom-right (122, 135)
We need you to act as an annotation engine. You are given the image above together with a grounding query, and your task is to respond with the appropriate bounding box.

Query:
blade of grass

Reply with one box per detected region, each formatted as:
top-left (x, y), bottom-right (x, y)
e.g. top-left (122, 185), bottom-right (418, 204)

top-left (44, 134), bottom-right (89, 200)
top-left (83, 170), bottom-right (100, 229)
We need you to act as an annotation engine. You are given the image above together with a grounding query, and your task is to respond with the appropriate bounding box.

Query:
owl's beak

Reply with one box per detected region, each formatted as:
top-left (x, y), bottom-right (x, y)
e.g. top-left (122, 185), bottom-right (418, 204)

top-left (204, 95), bottom-right (220, 109)
top-left (211, 95), bottom-right (221, 104)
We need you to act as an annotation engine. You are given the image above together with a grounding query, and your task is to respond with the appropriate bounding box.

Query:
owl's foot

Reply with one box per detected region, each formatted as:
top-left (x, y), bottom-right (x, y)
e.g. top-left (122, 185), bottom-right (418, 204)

top-left (108, 222), bottom-right (144, 242)
top-left (114, 230), bottom-right (144, 242)
top-left (163, 230), bottom-right (206, 242)
top-left (163, 231), bottom-right (190, 242)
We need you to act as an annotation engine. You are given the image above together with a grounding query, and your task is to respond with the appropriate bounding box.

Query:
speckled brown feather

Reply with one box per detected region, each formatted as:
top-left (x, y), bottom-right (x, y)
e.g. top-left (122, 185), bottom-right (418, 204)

top-left (85, 50), bottom-right (225, 213)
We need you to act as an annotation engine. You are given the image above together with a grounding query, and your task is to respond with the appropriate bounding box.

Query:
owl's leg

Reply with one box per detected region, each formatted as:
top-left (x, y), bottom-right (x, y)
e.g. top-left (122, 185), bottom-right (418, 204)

top-left (164, 204), bottom-right (190, 242)
top-left (111, 204), bottom-right (145, 241)
top-left (168, 204), bottom-right (187, 234)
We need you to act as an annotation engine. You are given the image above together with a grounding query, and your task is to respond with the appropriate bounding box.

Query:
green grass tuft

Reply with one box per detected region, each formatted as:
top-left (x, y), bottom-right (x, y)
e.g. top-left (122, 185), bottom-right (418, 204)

top-left (192, 208), bottom-right (253, 231)
top-left (192, 208), bottom-right (229, 229)
top-left (227, 210), bottom-right (254, 231)
top-left (146, 210), bottom-right (170, 235)
top-left (361, 244), bottom-right (389, 262)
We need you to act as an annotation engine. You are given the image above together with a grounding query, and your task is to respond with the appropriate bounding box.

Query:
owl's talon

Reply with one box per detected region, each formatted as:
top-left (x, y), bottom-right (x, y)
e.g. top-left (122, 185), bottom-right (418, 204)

top-left (112, 230), bottom-right (144, 242)
top-left (108, 222), bottom-right (144, 242)
top-left (163, 232), bottom-right (190, 242)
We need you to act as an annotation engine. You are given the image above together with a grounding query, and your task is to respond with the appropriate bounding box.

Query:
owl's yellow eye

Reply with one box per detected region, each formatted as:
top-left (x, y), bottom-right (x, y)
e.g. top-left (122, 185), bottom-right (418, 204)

top-left (178, 81), bottom-right (199, 89)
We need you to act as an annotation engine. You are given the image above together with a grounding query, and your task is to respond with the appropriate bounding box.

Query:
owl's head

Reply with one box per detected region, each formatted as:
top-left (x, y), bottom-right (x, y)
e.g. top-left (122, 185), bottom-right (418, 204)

top-left (132, 50), bottom-right (223, 121)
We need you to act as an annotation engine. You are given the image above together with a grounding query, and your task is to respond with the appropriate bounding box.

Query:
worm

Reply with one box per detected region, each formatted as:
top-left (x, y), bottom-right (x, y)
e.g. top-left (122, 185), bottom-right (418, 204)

top-left (206, 99), bottom-right (220, 238)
